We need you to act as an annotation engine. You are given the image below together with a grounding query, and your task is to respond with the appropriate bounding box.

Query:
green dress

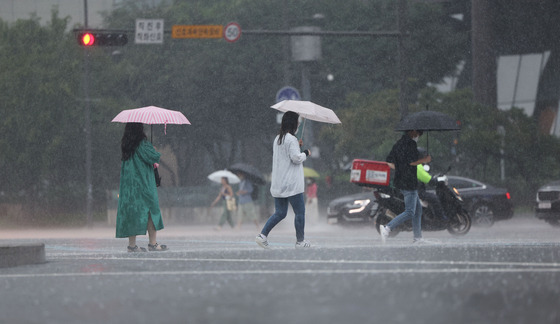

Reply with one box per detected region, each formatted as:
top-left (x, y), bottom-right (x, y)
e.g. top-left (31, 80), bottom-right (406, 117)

top-left (116, 140), bottom-right (163, 238)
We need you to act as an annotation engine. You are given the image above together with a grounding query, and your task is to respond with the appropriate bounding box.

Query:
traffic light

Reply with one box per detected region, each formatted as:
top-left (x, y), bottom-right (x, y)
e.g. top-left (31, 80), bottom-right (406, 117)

top-left (77, 32), bottom-right (128, 46)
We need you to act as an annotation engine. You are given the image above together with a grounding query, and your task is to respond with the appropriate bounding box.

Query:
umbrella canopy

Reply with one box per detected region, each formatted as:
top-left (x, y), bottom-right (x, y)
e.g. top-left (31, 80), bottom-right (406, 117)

top-left (303, 167), bottom-right (320, 178)
top-left (208, 170), bottom-right (240, 184)
top-left (228, 163), bottom-right (266, 185)
top-left (112, 106), bottom-right (191, 125)
top-left (271, 100), bottom-right (341, 124)
top-left (394, 111), bottom-right (460, 131)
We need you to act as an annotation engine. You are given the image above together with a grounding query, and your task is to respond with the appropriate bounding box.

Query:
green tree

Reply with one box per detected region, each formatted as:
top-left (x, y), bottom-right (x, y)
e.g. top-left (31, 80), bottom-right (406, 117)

top-left (0, 13), bottom-right (83, 218)
top-left (0, 11), bottom-right (134, 222)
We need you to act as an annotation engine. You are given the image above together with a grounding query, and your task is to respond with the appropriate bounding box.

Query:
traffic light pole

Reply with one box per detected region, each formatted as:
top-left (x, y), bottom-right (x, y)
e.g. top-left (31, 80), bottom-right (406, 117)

top-left (83, 0), bottom-right (93, 227)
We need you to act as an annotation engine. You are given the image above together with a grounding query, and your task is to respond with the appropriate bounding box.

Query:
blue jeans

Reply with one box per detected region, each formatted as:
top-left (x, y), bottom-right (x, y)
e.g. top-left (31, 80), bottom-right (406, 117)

top-left (261, 193), bottom-right (305, 242)
top-left (387, 189), bottom-right (423, 239)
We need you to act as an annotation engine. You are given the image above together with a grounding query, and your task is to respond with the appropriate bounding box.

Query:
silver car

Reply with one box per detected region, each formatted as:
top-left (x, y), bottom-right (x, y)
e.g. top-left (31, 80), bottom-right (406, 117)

top-left (535, 180), bottom-right (560, 227)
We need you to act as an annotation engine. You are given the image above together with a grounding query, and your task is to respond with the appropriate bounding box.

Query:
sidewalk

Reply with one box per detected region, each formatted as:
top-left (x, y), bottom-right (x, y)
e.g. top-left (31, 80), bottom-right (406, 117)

top-left (0, 243), bottom-right (45, 268)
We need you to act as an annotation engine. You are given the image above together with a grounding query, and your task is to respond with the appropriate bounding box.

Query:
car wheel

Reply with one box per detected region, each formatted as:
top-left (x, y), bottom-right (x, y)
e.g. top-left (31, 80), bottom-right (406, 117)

top-left (546, 219), bottom-right (560, 227)
top-left (472, 203), bottom-right (495, 227)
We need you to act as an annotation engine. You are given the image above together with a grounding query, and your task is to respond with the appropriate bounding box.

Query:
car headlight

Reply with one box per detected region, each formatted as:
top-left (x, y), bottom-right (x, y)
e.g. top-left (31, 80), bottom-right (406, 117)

top-left (346, 199), bottom-right (371, 214)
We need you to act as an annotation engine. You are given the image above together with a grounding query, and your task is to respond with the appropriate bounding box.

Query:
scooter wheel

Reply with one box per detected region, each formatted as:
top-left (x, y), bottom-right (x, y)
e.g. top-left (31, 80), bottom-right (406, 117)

top-left (447, 209), bottom-right (471, 235)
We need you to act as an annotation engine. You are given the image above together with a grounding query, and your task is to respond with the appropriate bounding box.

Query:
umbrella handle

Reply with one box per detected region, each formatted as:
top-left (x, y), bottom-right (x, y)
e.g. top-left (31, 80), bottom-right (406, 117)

top-left (297, 118), bottom-right (307, 141)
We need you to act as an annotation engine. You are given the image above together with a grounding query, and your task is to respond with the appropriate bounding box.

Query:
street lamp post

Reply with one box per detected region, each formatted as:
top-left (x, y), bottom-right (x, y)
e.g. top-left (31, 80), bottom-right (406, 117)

top-left (291, 25), bottom-right (322, 165)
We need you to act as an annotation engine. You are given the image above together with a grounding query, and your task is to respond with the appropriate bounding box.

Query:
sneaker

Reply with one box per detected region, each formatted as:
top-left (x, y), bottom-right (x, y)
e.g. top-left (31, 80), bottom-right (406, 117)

top-left (255, 234), bottom-right (269, 249)
top-left (379, 225), bottom-right (390, 244)
top-left (295, 240), bottom-right (311, 249)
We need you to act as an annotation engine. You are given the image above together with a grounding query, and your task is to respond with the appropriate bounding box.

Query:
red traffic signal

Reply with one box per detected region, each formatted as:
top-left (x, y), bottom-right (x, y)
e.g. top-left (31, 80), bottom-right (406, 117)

top-left (80, 33), bottom-right (95, 46)
top-left (77, 32), bottom-right (128, 46)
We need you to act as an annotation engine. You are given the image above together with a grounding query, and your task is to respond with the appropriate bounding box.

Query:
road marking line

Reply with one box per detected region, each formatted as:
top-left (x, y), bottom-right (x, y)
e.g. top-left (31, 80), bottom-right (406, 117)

top-left (47, 256), bottom-right (560, 268)
top-left (1, 267), bottom-right (560, 279)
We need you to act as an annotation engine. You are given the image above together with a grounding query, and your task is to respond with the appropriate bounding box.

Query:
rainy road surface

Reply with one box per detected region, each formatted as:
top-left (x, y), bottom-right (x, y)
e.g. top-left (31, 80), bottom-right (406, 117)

top-left (0, 215), bottom-right (559, 324)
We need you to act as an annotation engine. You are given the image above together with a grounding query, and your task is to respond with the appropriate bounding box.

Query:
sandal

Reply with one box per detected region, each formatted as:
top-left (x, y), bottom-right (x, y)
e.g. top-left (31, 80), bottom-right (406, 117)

top-left (127, 245), bottom-right (147, 253)
top-left (148, 243), bottom-right (169, 251)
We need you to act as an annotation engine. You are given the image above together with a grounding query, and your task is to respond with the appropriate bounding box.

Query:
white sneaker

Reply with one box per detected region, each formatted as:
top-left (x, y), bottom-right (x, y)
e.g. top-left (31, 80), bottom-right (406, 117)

top-left (379, 225), bottom-right (390, 244)
top-left (295, 240), bottom-right (311, 249)
top-left (255, 234), bottom-right (269, 249)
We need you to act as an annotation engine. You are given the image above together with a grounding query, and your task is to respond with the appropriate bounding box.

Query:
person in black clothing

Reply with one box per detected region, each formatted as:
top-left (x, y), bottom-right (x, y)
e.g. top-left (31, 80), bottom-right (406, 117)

top-left (380, 130), bottom-right (431, 244)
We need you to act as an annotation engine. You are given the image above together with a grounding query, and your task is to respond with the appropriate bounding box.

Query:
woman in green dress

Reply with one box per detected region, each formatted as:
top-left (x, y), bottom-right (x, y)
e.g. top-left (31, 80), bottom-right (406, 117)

top-left (116, 123), bottom-right (168, 252)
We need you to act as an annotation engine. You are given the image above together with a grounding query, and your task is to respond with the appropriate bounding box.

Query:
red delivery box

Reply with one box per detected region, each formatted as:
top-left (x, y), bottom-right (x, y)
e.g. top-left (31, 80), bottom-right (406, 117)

top-left (350, 159), bottom-right (391, 187)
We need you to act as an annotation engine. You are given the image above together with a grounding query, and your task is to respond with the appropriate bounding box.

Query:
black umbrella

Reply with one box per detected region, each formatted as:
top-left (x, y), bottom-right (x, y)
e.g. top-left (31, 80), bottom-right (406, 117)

top-left (394, 110), bottom-right (461, 153)
top-left (228, 163), bottom-right (266, 185)
top-left (394, 110), bottom-right (460, 131)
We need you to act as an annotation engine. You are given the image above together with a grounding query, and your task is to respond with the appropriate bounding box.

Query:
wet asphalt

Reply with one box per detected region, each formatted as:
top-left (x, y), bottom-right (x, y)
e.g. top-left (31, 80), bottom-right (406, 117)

top-left (0, 214), bottom-right (559, 324)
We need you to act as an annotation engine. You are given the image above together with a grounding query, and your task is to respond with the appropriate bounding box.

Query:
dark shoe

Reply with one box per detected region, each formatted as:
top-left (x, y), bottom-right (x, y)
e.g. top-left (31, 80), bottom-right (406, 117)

top-left (148, 243), bottom-right (168, 251)
top-left (127, 245), bottom-right (147, 253)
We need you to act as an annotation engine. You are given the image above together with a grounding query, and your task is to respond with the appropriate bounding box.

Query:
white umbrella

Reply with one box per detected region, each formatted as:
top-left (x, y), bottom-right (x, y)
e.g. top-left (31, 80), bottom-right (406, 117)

top-left (208, 170), bottom-right (240, 184)
top-left (271, 100), bottom-right (341, 141)
top-left (271, 100), bottom-right (341, 124)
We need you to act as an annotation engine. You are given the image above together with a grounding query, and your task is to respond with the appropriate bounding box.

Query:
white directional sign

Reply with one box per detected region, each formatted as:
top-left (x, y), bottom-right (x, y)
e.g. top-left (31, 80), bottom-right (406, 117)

top-left (135, 19), bottom-right (164, 44)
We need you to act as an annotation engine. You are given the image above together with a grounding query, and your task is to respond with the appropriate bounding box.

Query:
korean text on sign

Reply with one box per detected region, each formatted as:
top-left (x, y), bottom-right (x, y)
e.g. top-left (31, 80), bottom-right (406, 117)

top-left (172, 25), bottom-right (223, 39)
top-left (135, 19), bottom-right (164, 44)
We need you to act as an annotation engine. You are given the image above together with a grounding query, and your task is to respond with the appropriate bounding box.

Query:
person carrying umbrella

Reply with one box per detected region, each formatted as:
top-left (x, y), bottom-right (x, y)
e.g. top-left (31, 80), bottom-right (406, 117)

top-left (234, 172), bottom-right (259, 229)
top-left (255, 111), bottom-right (312, 249)
top-left (380, 130), bottom-right (431, 244)
top-left (116, 123), bottom-right (168, 252)
top-left (210, 176), bottom-right (236, 231)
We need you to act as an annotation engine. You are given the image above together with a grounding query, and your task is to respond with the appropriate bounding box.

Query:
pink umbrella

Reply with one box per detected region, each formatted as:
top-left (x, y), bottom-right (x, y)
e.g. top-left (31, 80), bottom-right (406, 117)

top-left (112, 105), bottom-right (190, 125)
top-left (112, 106), bottom-right (191, 140)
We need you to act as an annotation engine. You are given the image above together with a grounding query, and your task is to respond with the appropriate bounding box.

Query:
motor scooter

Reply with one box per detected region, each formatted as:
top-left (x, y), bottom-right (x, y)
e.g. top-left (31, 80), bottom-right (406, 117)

top-left (372, 173), bottom-right (471, 236)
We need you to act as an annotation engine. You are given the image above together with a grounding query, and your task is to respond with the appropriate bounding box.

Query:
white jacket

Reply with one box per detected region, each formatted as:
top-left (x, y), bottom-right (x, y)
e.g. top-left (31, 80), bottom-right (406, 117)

top-left (270, 133), bottom-right (307, 198)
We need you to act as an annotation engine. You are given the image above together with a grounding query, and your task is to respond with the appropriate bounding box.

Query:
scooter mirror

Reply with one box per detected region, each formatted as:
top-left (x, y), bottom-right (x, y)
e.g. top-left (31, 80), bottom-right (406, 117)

top-left (423, 164), bottom-right (431, 172)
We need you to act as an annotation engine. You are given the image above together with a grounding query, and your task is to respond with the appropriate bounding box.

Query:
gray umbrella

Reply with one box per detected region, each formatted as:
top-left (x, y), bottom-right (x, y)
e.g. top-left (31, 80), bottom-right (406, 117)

top-left (228, 163), bottom-right (266, 186)
top-left (394, 110), bottom-right (460, 131)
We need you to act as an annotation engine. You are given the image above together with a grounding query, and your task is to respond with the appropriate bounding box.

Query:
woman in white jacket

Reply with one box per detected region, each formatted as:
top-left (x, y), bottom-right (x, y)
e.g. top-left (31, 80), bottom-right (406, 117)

top-left (256, 111), bottom-right (311, 249)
